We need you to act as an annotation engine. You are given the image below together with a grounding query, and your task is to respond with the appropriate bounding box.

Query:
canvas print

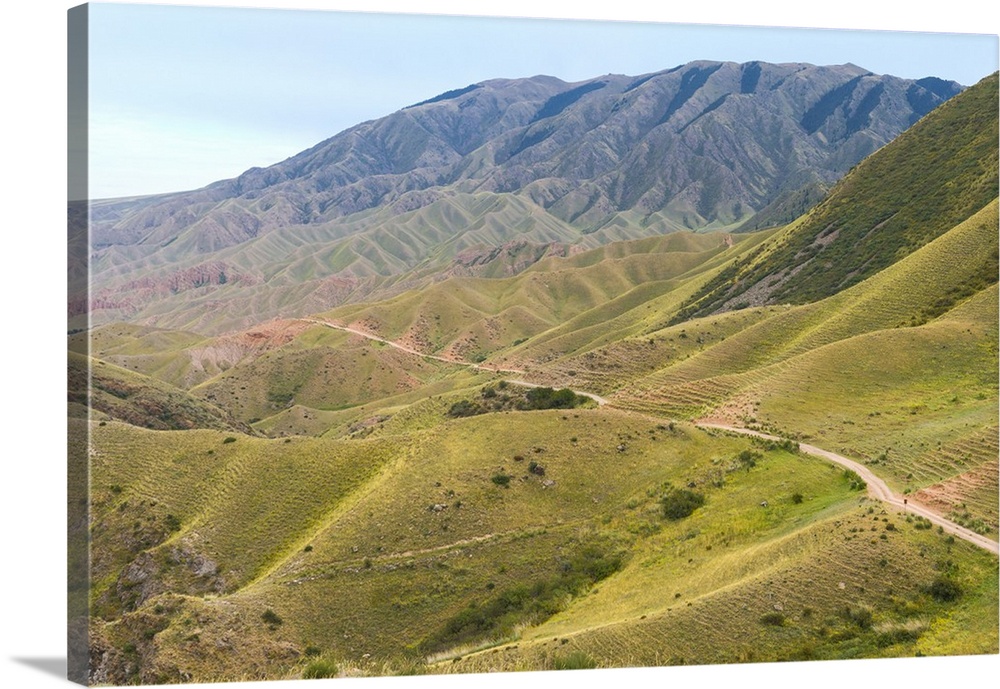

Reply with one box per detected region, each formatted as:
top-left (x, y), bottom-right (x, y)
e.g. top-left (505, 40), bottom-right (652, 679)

top-left (67, 2), bottom-right (999, 685)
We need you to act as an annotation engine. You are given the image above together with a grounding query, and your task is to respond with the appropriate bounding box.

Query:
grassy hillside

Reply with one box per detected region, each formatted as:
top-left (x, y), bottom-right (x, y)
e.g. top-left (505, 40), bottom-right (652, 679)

top-left (79, 65), bottom-right (998, 686)
top-left (87, 411), bottom-right (996, 683)
top-left (88, 422), bottom-right (402, 621)
top-left (443, 504), bottom-right (997, 671)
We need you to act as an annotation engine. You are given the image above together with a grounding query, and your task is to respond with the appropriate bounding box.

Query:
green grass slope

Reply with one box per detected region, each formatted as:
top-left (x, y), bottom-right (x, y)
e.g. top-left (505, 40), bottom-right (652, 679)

top-left (87, 408), bottom-right (996, 682)
top-left (320, 230), bottom-right (755, 366)
top-left (443, 503), bottom-right (997, 672)
top-left (88, 422), bottom-right (401, 620)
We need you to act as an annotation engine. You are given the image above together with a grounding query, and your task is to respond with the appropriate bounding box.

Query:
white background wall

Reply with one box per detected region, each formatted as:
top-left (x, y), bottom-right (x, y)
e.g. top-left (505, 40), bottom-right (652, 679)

top-left (1, 2), bottom-right (997, 688)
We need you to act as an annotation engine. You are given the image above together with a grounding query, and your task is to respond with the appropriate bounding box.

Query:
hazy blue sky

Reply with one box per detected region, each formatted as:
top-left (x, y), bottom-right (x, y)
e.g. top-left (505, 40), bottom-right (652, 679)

top-left (87, 1), bottom-right (999, 199)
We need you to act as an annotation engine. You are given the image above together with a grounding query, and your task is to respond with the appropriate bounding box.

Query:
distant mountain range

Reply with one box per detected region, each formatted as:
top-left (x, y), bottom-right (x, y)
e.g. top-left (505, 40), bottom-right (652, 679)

top-left (84, 61), bottom-right (963, 334)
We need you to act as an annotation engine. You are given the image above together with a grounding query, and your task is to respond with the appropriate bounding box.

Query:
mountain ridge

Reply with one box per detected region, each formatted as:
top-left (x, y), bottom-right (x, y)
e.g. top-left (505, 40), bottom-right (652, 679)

top-left (84, 60), bottom-right (963, 335)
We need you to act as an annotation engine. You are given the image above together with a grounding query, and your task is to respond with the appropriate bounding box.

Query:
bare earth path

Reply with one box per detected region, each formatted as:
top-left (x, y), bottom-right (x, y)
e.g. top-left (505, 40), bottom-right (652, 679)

top-left (300, 318), bottom-right (608, 405)
top-left (697, 423), bottom-right (999, 555)
top-left (298, 317), bottom-right (994, 554)
top-left (299, 318), bottom-right (525, 373)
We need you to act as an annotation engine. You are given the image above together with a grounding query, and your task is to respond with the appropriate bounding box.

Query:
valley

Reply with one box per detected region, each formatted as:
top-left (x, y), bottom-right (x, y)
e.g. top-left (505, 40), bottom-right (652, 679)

top-left (76, 64), bottom-right (999, 684)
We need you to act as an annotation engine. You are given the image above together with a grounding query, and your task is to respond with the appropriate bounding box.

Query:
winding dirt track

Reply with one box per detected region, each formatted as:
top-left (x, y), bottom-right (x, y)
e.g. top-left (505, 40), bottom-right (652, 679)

top-left (299, 318), bottom-right (608, 405)
top-left (299, 318), bottom-right (525, 374)
top-left (697, 423), bottom-right (999, 555)
top-left (298, 317), bottom-right (995, 555)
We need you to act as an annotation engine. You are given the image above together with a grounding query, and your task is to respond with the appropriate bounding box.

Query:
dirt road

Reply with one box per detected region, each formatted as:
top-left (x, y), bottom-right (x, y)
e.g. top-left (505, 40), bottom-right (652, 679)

top-left (300, 318), bottom-right (606, 403)
top-left (697, 423), bottom-right (999, 555)
top-left (299, 318), bottom-right (525, 373)
top-left (298, 317), bottom-right (995, 554)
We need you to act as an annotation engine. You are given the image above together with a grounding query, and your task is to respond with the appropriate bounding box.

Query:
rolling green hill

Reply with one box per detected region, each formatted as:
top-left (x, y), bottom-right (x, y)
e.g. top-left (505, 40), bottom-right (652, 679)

top-left (78, 66), bottom-right (997, 684)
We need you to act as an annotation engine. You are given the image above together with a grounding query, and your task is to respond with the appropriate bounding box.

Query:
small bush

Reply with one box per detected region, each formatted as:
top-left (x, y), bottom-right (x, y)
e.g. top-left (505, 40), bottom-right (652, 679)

top-left (302, 659), bottom-right (338, 679)
top-left (760, 612), bottom-right (786, 626)
top-left (927, 577), bottom-right (962, 602)
top-left (164, 514), bottom-right (181, 533)
top-left (261, 609), bottom-right (283, 626)
top-left (304, 646), bottom-right (321, 657)
top-left (528, 461), bottom-right (546, 476)
top-left (843, 605), bottom-right (873, 629)
top-left (735, 449), bottom-right (759, 469)
top-left (843, 469), bottom-right (866, 491)
top-left (553, 651), bottom-right (597, 670)
top-left (791, 492), bottom-right (804, 504)
top-left (222, 436), bottom-right (237, 444)
top-left (661, 486), bottom-right (705, 520)
top-left (491, 473), bottom-right (512, 487)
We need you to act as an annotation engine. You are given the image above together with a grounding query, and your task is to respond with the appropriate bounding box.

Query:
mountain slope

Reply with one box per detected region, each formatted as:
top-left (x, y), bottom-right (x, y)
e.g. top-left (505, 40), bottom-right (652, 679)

top-left (93, 61), bottom-right (960, 249)
top-left (85, 61), bottom-right (962, 335)
top-left (672, 72), bottom-right (998, 320)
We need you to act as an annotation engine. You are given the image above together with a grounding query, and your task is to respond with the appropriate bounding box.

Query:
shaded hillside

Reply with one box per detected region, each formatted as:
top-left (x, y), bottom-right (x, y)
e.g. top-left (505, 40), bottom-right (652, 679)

top-left (69, 352), bottom-right (252, 433)
top-left (672, 72), bottom-right (998, 321)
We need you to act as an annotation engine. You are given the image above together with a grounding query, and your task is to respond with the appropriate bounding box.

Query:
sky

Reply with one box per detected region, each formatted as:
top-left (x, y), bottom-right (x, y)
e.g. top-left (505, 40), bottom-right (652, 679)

top-left (83, 0), bottom-right (1000, 199)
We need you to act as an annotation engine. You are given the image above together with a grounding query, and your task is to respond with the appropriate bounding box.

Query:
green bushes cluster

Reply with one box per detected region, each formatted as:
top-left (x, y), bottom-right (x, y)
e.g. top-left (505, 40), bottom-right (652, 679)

top-left (523, 387), bottom-right (584, 410)
top-left (447, 385), bottom-right (587, 419)
top-left (842, 469), bottom-right (866, 491)
top-left (302, 659), bottom-right (338, 679)
top-left (660, 485), bottom-right (706, 520)
top-left (421, 544), bottom-right (623, 653)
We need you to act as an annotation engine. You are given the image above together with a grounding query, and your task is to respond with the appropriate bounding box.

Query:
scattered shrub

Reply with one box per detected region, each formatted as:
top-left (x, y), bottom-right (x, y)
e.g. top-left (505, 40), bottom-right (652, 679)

top-left (553, 651), bottom-right (597, 670)
top-left (261, 609), bottom-right (283, 626)
top-left (927, 577), bottom-right (962, 602)
top-left (491, 473), bottom-right (512, 487)
top-left (302, 659), bottom-right (338, 679)
top-left (222, 436), bottom-right (237, 444)
top-left (760, 612), bottom-right (786, 626)
top-left (660, 486), bottom-right (705, 520)
top-left (791, 492), bottom-right (804, 504)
